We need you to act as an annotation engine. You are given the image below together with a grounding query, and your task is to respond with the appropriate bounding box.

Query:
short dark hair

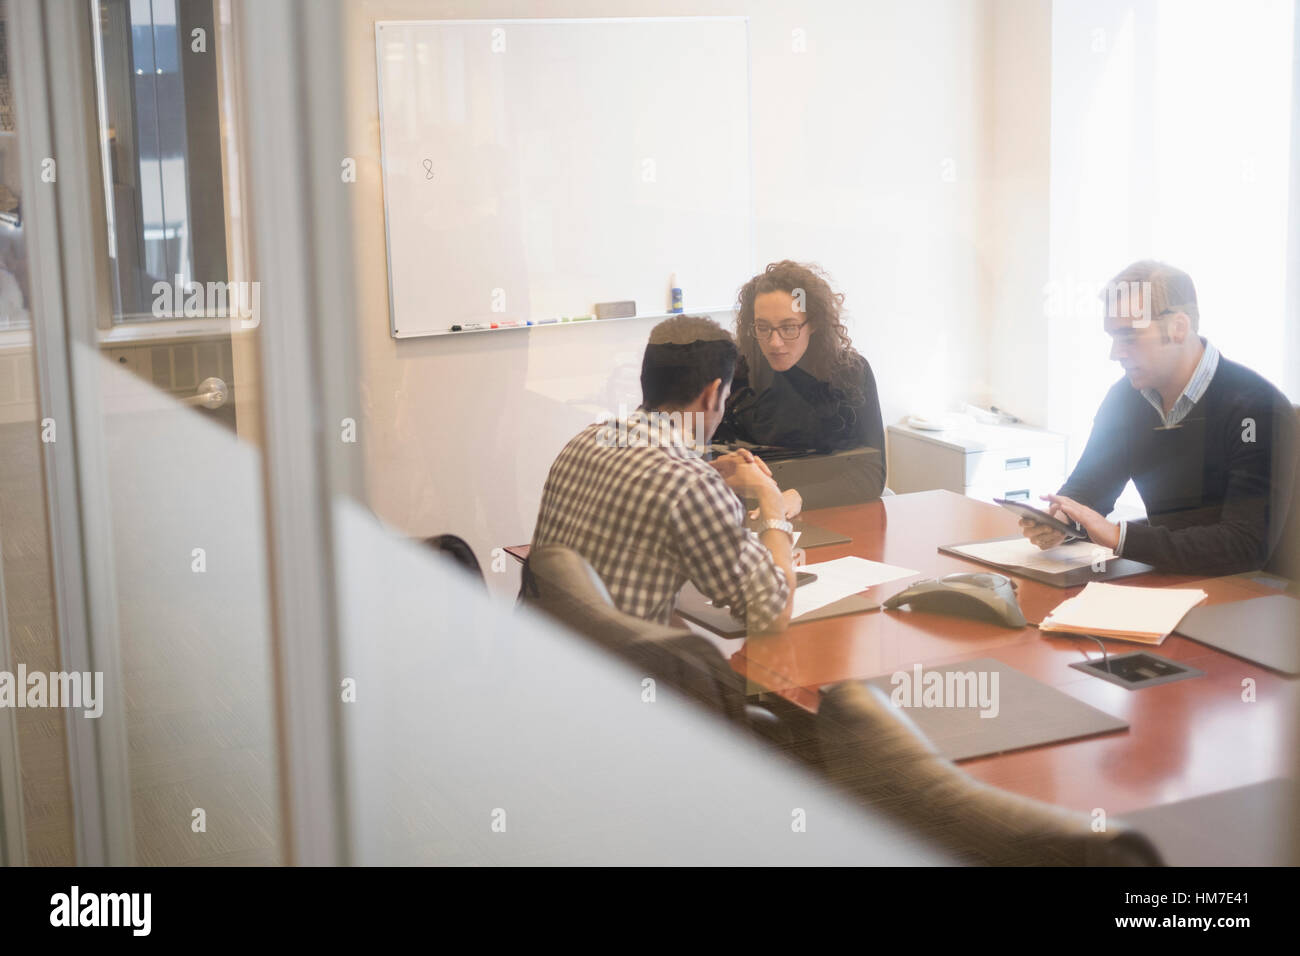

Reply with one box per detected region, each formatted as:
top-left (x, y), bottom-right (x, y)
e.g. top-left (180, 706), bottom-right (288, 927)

top-left (1102, 260), bottom-right (1200, 331)
top-left (640, 315), bottom-right (738, 410)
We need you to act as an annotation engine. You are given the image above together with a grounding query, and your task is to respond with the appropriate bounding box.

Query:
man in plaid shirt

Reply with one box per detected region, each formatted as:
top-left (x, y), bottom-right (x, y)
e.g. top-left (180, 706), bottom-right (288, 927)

top-left (531, 316), bottom-right (799, 632)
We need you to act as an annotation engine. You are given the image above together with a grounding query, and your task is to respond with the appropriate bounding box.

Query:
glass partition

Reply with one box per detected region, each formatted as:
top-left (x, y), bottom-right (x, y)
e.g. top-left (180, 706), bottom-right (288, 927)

top-left (1, 0), bottom-right (281, 865)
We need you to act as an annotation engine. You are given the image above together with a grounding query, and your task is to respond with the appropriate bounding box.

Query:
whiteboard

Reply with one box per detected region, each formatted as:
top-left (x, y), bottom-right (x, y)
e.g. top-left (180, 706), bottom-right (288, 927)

top-left (375, 18), bottom-right (753, 338)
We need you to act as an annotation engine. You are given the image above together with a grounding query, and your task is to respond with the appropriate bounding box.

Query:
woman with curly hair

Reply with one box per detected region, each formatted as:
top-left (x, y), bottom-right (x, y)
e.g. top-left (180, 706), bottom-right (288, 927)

top-left (714, 260), bottom-right (887, 499)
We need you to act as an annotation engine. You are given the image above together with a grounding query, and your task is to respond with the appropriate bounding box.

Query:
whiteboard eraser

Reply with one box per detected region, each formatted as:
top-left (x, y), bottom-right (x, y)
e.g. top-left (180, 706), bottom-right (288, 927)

top-left (595, 301), bottom-right (636, 319)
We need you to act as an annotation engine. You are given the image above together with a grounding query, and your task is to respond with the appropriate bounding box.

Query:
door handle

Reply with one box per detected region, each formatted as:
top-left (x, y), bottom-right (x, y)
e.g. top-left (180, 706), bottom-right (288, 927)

top-left (184, 376), bottom-right (228, 409)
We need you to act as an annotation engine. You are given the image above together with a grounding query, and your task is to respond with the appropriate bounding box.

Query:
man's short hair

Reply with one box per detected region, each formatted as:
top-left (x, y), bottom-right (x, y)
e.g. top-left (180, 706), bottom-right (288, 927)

top-left (640, 315), bottom-right (738, 409)
top-left (1102, 260), bottom-right (1200, 331)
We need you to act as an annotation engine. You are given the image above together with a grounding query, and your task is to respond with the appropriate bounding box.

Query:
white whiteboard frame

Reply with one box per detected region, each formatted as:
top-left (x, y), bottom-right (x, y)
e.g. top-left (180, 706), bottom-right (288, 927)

top-left (373, 17), bottom-right (755, 339)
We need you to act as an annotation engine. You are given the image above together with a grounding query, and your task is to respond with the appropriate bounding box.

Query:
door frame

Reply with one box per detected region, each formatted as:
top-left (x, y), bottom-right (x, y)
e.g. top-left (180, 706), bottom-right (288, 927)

top-left (8, 0), bottom-right (135, 866)
top-left (0, 514), bottom-right (27, 865)
top-left (6, 0), bottom-right (362, 866)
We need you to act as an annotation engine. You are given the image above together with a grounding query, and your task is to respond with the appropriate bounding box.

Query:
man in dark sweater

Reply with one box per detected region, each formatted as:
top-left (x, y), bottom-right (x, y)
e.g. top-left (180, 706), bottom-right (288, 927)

top-left (1021, 261), bottom-right (1296, 576)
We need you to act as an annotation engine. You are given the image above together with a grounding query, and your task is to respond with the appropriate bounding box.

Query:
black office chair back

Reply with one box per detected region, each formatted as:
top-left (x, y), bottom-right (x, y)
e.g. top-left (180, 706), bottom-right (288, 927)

top-left (1263, 405), bottom-right (1300, 581)
top-left (817, 681), bottom-right (1163, 866)
top-left (523, 544), bottom-right (762, 725)
top-left (422, 534), bottom-right (486, 587)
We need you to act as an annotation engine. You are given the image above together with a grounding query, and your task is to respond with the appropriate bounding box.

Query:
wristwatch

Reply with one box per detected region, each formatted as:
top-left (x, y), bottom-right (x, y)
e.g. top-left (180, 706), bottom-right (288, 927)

top-left (757, 518), bottom-right (795, 539)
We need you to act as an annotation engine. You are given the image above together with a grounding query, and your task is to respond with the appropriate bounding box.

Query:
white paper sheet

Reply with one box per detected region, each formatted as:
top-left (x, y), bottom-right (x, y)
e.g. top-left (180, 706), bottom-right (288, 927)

top-left (792, 556), bottom-right (917, 619)
top-left (952, 537), bottom-right (1115, 574)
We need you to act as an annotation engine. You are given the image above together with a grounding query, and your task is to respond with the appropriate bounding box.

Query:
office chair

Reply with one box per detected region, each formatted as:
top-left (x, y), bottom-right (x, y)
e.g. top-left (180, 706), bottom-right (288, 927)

top-left (421, 534), bottom-right (486, 587)
top-left (817, 681), bottom-right (1163, 866)
top-left (767, 446), bottom-right (886, 509)
top-left (522, 544), bottom-right (798, 749)
top-left (1262, 405), bottom-right (1300, 582)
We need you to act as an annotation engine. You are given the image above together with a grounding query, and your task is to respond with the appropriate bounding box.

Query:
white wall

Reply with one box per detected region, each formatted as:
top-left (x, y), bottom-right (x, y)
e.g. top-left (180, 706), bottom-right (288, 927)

top-left (1046, 0), bottom-right (1297, 469)
top-left (346, 0), bottom-right (1052, 596)
top-left (983, 0), bottom-right (1054, 427)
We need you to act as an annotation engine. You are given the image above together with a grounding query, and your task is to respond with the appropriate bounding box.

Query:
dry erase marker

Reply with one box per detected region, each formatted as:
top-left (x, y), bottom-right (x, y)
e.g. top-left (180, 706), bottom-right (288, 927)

top-left (569, 314), bottom-right (594, 323)
top-left (496, 320), bottom-right (522, 328)
top-left (536, 318), bottom-right (559, 325)
top-left (453, 322), bottom-right (489, 331)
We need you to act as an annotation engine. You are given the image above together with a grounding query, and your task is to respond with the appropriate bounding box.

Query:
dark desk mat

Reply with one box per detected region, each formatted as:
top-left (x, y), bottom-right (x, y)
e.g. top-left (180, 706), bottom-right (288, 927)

top-left (941, 535), bottom-right (1154, 588)
top-left (1117, 778), bottom-right (1300, 866)
top-left (743, 517), bottom-right (851, 549)
top-left (861, 657), bottom-right (1128, 761)
top-left (1174, 594), bottom-right (1300, 676)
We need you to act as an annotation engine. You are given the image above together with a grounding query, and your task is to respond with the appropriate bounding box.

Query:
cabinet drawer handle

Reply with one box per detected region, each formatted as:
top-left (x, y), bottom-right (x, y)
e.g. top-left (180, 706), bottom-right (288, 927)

top-left (1005, 456), bottom-right (1031, 471)
top-left (1004, 489), bottom-right (1031, 501)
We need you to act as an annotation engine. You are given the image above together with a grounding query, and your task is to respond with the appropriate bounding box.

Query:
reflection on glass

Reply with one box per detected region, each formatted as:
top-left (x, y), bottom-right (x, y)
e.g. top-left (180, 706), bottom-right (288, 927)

top-left (0, 0), bottom-right (284, 866)
top-left (88, 0), bottom-right (283, 861)
top-left (0, 0), bottom-right (75, 862)
top-left (95, 0), bottom-right (228, 321)
top-left (94, 345), bottom-right (282, 864)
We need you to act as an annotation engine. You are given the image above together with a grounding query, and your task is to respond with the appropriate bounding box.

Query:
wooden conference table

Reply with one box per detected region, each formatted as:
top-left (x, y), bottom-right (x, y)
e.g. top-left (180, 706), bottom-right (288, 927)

top-left (511, 490), bottom-right (1298, 817)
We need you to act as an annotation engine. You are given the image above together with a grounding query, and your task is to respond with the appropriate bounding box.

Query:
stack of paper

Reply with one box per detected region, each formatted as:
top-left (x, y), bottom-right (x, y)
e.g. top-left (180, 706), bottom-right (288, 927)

top-left (1040, 582), bottom-right (1208, 645)
top-left (792, 556), bottom-right (916, 619)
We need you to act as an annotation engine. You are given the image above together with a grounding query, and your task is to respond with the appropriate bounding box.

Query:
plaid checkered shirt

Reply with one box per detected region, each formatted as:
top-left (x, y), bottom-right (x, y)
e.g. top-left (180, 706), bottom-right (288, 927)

top-left (531, 416), bottom-right (790, 628)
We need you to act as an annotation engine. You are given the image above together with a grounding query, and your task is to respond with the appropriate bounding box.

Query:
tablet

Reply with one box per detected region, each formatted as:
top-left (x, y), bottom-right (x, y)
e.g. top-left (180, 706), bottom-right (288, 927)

top-left (993, 498), bottom-right (1088, 541)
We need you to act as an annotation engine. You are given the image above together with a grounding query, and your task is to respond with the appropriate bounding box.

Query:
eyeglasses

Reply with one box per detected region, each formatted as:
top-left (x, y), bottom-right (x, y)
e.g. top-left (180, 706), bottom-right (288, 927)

top-left (754, 320), bottom-right (809, 341)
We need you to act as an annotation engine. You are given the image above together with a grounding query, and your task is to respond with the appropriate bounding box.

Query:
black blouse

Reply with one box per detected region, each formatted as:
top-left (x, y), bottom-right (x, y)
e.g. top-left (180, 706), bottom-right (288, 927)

top-left (716, 351), bottom-right (886, 461)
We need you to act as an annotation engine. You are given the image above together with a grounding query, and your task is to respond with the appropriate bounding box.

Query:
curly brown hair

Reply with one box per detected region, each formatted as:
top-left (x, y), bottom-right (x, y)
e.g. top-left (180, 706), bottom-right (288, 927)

top-left (735, 260), bottom-right (860, 389)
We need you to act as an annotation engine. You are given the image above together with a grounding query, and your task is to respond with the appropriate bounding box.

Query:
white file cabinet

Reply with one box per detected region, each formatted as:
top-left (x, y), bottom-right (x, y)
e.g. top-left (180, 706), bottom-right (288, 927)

top-left (887, 421), bottom-right (1067, 504)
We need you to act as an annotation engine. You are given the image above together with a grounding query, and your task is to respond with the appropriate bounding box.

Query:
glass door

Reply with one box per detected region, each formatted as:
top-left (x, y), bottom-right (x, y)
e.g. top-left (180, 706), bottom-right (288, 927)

top-left (0, 0), bottom-right (359, 866)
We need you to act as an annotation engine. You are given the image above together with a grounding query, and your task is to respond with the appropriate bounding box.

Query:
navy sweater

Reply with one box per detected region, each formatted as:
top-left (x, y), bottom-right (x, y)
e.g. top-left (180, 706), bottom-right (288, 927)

top-left (1059, 356), bottom-right (1296, 576)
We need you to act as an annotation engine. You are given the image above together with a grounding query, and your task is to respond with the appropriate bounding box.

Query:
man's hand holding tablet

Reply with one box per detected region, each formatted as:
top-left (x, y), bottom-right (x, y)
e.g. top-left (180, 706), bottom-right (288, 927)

top-left (996, 497), bottom-right (1079, 548)
top-left (1003, 494), bottom-right (1122, 551)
